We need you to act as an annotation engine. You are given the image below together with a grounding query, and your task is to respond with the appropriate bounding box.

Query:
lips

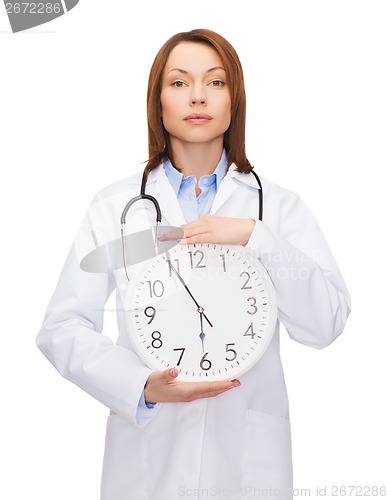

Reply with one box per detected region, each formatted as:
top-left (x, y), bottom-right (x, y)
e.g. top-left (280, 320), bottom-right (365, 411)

top-left (184, 113), bottom-right (213, 121)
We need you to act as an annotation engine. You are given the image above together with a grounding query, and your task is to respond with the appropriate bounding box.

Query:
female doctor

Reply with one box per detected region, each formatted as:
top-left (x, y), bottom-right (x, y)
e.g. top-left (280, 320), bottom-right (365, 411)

top-left (37, 29), bottom-right (351, 500)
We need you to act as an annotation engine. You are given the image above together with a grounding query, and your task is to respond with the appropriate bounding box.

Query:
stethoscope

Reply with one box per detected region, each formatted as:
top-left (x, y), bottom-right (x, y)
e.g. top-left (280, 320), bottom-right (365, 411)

top-left (120, 167), bottom-right (263, 281)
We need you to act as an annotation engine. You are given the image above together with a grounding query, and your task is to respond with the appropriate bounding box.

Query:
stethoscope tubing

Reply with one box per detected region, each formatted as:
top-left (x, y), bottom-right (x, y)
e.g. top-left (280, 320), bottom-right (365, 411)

top-left (120, 167), bottom-right (263, 281)
top-left (121, 168), bottom-right (263, 226)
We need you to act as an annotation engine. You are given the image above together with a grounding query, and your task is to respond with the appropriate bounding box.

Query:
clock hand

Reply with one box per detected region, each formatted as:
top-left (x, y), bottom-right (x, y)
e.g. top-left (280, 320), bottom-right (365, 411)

top-left (167, 255), bottom-right (213, 328)
top-left (198, 307), bottom-right (206, 352)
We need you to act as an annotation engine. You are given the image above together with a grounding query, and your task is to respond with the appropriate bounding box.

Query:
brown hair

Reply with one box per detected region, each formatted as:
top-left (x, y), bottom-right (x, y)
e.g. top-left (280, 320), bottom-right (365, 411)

top-left (145, 28), bottom-right (252, 176)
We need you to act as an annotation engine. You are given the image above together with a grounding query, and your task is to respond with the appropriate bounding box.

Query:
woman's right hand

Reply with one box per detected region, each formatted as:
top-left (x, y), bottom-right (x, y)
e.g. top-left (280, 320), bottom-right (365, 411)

top-left (144, 367), bottom-right (241, 404)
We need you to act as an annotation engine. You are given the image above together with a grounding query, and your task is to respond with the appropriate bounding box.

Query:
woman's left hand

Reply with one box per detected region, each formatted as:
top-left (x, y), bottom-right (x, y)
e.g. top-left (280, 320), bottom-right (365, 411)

top-left (179, 215), bottom-right (255, 246)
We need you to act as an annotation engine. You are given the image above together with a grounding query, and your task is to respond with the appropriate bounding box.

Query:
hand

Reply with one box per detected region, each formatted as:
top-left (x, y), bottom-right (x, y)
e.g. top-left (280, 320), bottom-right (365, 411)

top-left (144, 368), bottom-right (241, 404)
top-left (179, 215), bottom-right (255, 246)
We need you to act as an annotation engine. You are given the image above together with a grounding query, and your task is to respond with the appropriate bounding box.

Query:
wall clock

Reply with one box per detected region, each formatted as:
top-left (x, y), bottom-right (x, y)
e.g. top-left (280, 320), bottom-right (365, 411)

top-left (125, 243), bottom-right (277, 381)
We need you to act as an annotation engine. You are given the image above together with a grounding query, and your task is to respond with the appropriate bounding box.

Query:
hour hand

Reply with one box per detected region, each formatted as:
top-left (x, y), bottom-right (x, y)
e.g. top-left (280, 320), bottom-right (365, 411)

top-left (198, 307), bottom-right (206, 352)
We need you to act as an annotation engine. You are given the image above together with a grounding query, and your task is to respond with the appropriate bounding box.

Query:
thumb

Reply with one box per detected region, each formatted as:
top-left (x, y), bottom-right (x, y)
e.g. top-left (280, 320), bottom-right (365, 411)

top-left (164, 367), bottom-right (179, 382)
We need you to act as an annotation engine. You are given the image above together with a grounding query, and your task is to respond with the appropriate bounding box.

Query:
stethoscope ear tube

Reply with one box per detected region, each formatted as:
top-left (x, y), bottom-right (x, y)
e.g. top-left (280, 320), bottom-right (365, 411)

top-left (120, 170), bottom-right (162, 280)
top-left (121, 170), bottom-right (162, 225)
top-left (120, 194), bottom-right (162, 225)
top-left (250, 169), bottom-right (263, 222)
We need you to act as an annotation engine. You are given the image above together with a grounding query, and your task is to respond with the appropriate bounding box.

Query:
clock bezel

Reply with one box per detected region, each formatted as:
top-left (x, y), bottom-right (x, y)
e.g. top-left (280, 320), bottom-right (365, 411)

top-left (124, 243), bottom-right (278, 381)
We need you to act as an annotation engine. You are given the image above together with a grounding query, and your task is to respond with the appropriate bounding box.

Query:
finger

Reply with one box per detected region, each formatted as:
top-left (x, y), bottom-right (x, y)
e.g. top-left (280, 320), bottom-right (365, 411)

top-left (187, 380), bottom-right (241, 401)
top-left (184, 379), bottom-right (239, 399)
top-left (189, 389), bottom-right (229, 400)
top-left (164, 367), bottom-right (179, 382)
top-left (180, 220), bottom-right (201, 230)
top-left (180, 232), bottom-right (212, 245)
top-left (180, 220), bottom-right (205, 236)
top-left (157, 228), bottom-right (185, 242)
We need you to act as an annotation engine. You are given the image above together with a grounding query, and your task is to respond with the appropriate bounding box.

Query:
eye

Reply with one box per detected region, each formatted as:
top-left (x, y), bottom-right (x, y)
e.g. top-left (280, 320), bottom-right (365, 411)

top-left (172, 81), bottom-right (187, 88)
top-left (209, 80), bottom-right (225, 87)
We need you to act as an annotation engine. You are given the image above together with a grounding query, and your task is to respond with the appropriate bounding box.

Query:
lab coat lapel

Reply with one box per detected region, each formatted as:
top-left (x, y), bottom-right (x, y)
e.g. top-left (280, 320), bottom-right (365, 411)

top-left (146, 165), bottom-right (186, 227)
top-left (144, 163), bottom-right (260, 223)
top-left (210, 165), bottom-right (258, 215)
top-left (209, 169), bottom-right (238, 215)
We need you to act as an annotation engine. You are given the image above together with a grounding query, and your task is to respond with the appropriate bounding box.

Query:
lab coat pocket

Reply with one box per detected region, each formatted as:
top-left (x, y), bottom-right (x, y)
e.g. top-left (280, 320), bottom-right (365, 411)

top-left (242, 409), bottom-right (293, 499)
top-left (101, 413), bottom-right (148, 500)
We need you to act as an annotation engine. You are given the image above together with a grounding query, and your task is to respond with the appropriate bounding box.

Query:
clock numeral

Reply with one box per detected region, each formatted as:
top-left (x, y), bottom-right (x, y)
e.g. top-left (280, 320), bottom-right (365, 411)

top-left (225, 343), bottom-right (237, 362)
top-left (151, 331), bottom-right (163, 349)
top-left (220, 254), bottom-right (227, 272)
top-left (173, 347), bottom-right (186, 366)
top-left (147, 279), bottom-right (164, 298)
top-left (246, 297), bottom-right (258, 315)
top-left (243, 322), bottom-right (256, 339)
top-left (167, 258), bottom-right (180, 277)
top-left (240, 271), bottom-right (252, 290)
top-left (144, 306), bottom-right (156, 324)
top-left (200, 352), bottom-right (212, 371)
top-left (188, 250), bottom-right (206, 269)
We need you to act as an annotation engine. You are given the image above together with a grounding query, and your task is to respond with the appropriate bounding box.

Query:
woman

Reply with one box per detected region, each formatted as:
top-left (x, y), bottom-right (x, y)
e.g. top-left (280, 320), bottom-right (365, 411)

top-left (37, 29), bottom-right (351, 500)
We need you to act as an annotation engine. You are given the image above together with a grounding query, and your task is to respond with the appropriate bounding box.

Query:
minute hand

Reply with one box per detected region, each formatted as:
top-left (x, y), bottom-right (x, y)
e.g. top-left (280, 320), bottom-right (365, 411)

top-left (167, 256), bottom-right (213, 328)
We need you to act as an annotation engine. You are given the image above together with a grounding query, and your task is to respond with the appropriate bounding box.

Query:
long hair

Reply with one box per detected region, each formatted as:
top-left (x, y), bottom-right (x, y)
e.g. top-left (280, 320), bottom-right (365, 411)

top-left (145, 29), bottom-right (252, 176)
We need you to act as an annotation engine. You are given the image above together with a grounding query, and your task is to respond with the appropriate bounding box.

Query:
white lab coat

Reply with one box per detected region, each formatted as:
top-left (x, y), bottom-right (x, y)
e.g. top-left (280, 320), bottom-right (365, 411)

top-left (36, 164), bottom-right (351, 500)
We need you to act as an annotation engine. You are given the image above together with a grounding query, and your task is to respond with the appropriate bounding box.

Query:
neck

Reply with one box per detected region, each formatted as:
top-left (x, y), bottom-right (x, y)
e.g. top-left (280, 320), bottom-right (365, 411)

top-left (169, 138), bottom-right (224, 180)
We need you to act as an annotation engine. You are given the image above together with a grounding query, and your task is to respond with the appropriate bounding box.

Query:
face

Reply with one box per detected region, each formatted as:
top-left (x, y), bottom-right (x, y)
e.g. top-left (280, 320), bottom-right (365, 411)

top-left (160, 42), bottom-right (231, 149)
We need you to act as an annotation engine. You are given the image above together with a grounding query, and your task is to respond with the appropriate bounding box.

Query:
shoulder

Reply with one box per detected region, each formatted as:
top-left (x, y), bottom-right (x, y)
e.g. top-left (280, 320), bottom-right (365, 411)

top-left (91, 169), bottom-right (144, 204)
top-left (259, 175), bottom-right (321, 241)
top-left (80, 168), bottom-right (146, 244)
top-left (241, 172), bottom-right (315, 233)
top-left (259, 175), bottom-right (302, 209)
top-left (232, 169), bottom-right (302, 208)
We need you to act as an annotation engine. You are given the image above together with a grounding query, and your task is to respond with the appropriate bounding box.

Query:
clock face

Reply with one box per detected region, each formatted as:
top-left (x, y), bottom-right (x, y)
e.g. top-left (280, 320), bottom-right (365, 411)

top-left (125, 243), bottom-right (277, 381)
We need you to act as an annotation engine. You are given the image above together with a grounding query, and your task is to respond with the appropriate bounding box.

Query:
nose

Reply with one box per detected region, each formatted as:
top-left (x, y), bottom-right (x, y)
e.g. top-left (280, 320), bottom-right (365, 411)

top-left (190, 84), bottom-right (207, 105)
top-left (191, 96), bottom-right (206, 105)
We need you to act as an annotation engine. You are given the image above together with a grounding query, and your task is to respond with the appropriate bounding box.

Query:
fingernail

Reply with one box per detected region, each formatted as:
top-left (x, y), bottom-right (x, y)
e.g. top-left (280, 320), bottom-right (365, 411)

top-left (169, 368), bottom-right (177, 377)
top-left (228, 380), bottom-right (241, 389)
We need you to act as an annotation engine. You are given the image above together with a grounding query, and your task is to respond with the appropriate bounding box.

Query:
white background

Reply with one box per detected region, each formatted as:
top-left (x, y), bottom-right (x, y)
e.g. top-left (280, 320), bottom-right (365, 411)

top-left (1, 1), bottom-right (387, 498)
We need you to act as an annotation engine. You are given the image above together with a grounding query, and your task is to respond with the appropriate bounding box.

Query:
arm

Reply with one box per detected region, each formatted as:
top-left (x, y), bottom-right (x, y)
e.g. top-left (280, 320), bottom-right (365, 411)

top-left (247, 194), bottom-right (351, 349)
top-left (37, 204), bottom-right (240, 418)
top-left (36, 208), bottom-right (154, 426)
top-left (176, 198), bottom-right (350, 349)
